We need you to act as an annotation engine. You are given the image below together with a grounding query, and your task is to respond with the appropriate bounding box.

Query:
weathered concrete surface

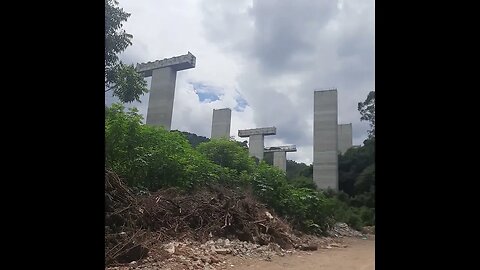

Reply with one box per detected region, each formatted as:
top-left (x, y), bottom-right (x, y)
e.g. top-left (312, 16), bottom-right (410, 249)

top-left (265, 145), bottom-right (297, 172)
top-left (313, 90), bottom-right (338, 191)
top-left (136, 52), bottom-right (196, 75)
top-left (136, 52), bottom-right (196, 130)
top-left (238, 127), bottom-right (276, 161)
top-left (249, 134), bottom-right (265, 161)
top-left (211, 108), bottom-right (232, 139)
top-left (338, 123), bottom-right (353, 154)
top-left (273, 152), bottom-right (286, 172)
top-left (238, 127), bottom-right (276, 137)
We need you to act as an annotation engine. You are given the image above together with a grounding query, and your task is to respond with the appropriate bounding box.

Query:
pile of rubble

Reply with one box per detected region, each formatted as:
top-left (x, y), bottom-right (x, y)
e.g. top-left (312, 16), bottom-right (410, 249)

top-left (327, 222), bottom-right (365, 238)
top-left (105, 169), bottom-right (367, 269)
top-left (106, 235), bottom-right (346, 270)
top-left (361, 226), bottom-right (375, 235)
top-left (106, 170), bottom-right (306, 266)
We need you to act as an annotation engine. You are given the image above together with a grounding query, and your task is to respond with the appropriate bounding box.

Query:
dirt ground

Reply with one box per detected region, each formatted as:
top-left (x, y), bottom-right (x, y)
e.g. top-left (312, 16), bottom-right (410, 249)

top-left (229, 237), bottom-right (375, 270)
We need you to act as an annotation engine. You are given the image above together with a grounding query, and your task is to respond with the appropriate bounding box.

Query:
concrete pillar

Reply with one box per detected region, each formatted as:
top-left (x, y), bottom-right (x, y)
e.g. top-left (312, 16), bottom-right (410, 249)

top-left (273, 152), bottom-right (287, 172)
top-left (146, 67), bottom-right (177, 128)
top-left (136, 52), bottom-right (196, 130)
top-left (338, 123), bottom-right (353, 154)
top-left (248, 134), bottom-right (264, 160)
top-left (211, 108), bottom-right (232, 139)
top-left (264, 145), bottom-right (297, 172)
top-left (313, 89), bottom-right (338, 191)
top-left (238, 127), bottom-right (276, 161)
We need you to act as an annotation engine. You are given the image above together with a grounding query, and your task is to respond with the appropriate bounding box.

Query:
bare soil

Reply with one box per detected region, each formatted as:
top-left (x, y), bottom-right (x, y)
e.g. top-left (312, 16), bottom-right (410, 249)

top-left (230, 237), bottom-right (375, 270)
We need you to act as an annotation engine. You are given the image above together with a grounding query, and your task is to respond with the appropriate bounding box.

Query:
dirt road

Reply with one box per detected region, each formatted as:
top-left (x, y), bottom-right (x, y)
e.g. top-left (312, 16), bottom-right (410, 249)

top-left (230, 237), bottom-right (375, 270)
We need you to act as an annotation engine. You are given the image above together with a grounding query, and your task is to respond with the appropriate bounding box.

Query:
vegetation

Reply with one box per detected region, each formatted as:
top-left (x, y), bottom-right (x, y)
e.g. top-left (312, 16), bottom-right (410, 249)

top-left (106, 91), bottom-right (375, 233)
top-left (106, 104), bottom-right (336, 234)
top-left (104, 1), bottom-right (375, 232)
top-left (105, 0), bottom-right (148, 103)
top-left (260, 91), bottom-right (376, 229)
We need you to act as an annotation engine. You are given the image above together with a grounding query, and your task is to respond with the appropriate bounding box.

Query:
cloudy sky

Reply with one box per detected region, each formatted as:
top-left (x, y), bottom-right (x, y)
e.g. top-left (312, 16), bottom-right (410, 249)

top-left (106, 0), bottom-right (375, 165)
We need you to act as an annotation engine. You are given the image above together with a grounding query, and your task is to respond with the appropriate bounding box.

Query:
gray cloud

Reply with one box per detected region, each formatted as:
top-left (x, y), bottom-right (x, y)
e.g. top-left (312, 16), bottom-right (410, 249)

top-left (110, 0), bottom-right (374, 164)
top-left (199, 0), bottom-right (374, 162)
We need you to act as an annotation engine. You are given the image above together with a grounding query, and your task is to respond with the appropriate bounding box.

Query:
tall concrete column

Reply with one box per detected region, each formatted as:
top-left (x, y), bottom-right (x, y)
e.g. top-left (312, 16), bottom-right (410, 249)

top-left (147, 67), bottom-right (177, 128)
top-left (249, 134), bottom-right (264, 160)
top-left (313, 89), bottom-right (338, 191)
top-left (238, 127), bottom-right (276, 161)
top-left (338, 123), bottom-right (353, 154)
top-left (265, 145), bottom-right (297, 172)
top-left (136, 52), bottom-right (196, 130)
top-left (273, 152), bottom-right (286, 171)
top-left (211, 108), bottom-right (232, 139)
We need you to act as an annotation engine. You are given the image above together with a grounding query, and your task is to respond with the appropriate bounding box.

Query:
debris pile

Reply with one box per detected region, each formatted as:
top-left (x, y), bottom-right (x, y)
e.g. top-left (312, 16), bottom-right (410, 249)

top-left (139, 186), bottom-right (297, 249)
top-left (105, 169), bottom-right (362, 268)
top-left (106, 170), bottom-right (306, 266)
top-left (106, 236), bottom-right (345, 270)
top-left (327, 222), bottom-right (364, 238)
top-left (361, 226), bottom-right (375, 235)
top-left (105, 169), bottom-right (151, 264)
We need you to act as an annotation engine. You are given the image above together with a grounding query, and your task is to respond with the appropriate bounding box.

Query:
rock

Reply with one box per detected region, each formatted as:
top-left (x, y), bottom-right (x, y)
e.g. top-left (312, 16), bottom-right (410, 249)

top-left (299, 244), bottom-right (318, 251)
top-left (210, 256), bottom-right (221, 263)
top-left (116, 245), bottom-right (149, 263)
top-left (214, 248), bottom-right (231, 255)
top-left (164, 243), bottom-right (175, 254)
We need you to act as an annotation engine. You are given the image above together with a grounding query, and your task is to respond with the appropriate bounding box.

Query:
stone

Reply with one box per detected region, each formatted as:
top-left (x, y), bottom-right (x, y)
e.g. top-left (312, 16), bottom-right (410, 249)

top-left (214, 248), bottom-right (231, 255)
top-left (164, 243), bottom-right (175, 254)
top-left (210, 256), bottom-right (221, 263)
top-left (116, 244), bottom-right (149, 263)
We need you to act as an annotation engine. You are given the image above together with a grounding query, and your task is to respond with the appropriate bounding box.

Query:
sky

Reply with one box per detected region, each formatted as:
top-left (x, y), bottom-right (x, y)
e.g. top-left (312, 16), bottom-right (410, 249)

top-left (105, 0), bottom-right (375, 165)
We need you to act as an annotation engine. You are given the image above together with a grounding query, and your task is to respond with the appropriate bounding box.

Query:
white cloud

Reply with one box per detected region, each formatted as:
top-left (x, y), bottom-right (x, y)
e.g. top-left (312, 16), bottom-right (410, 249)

top-left (108, 0), bottom-right (375, 165)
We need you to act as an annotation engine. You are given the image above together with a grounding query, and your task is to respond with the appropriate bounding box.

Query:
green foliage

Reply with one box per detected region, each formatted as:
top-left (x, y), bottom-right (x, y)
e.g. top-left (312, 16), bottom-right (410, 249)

top-left (197, 139), bottom-right (256, 174)
top-left (288, 176), bottom-right (317, 190)
top-left (177, 131), bottom-right (210, 148)
top-left (251, 162), bottom-right (334, 234)
top-left (358, 90), bottom-right (375, 139)
top-left (338, 138), bottom-right (375, 196)
top-left (105, 102), bottom-right (374, 234)
top-left (286, 160), bottom-right (313, 179)
top-left (323, 189), bottom-right (375, 229)
top-left (105, 103), bottom-right (220, 190)
top-left (354, 164), bottom-right (375, 194)
top-left (105, 0), bottom-right (148, 103)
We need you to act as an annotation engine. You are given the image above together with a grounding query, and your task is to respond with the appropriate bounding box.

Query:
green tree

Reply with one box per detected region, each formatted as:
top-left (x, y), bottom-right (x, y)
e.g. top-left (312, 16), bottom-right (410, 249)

top-left (105, 0), bottom-right (148, 103)
top-left (105, 103), bottom-right (221, 190)
top-left (197, 138), bottom-right (256, 174)
top-left (176, 131), bottom-right (210, 148)
top-left (358, 91), bottom-right (375, 138)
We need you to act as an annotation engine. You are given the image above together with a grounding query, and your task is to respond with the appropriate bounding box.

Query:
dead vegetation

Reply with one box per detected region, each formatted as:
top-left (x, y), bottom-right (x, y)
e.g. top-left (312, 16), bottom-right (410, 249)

top-left (105, 169), bottom-right (301, 266)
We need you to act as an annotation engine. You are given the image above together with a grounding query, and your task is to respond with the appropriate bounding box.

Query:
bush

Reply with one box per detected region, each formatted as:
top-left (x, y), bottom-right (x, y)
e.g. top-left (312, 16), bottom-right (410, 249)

top-left (105, 103), bottom-right (220, 190)
top-left (197, 139), bottom-right (256, 174)
top-left (105, 104), bottom-right (367, 234)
